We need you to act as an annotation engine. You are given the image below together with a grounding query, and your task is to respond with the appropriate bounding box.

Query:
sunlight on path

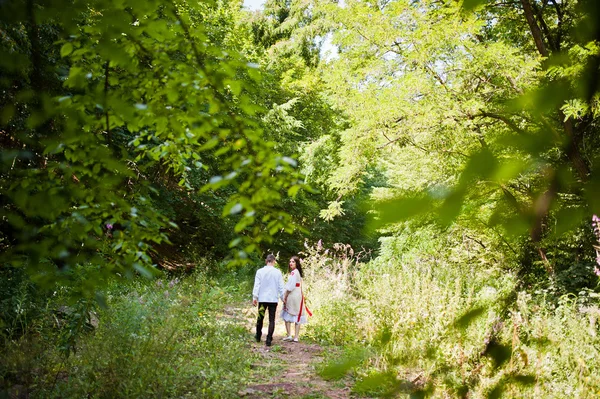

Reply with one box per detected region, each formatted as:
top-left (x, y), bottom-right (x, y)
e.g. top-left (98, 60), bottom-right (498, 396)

top-left (224, 303), bottom-right (352, 399)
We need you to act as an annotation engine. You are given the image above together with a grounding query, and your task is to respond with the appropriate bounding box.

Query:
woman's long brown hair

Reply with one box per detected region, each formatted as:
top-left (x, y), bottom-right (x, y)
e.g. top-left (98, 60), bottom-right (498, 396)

top-left (290, 255), bottom-right (303, 277)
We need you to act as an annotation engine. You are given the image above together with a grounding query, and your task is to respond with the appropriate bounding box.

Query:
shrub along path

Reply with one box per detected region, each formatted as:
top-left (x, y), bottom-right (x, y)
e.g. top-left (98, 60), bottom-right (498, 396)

top-left (223, 304), bottom-right (353, 399)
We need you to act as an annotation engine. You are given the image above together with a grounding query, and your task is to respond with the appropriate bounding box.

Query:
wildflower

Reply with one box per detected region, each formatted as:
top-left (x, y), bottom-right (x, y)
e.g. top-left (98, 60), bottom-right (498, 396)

top-left (592, 215), bottom-right (600, 270)
top-left (593, 215), bottom-right (600, 238)
top-left (156, 280), bottom-right (163, 288)
top-left (595, 267), bottom-right (600, 277)
top-left (106, 223), bottom-right (113, 230)
top-left (317, 239), bottom-right (323, 251)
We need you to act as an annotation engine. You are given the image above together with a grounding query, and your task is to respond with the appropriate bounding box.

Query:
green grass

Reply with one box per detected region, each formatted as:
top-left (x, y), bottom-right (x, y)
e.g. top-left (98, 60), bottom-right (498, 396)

top-left (1, 269), bottom-right (259, 398)
top-left (301, 239), bottom-right (600, 398)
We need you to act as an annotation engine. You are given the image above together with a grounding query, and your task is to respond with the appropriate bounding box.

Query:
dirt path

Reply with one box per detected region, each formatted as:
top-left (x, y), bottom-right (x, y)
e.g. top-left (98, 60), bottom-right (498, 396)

top-left (225, 304), bottom-right (353, 399)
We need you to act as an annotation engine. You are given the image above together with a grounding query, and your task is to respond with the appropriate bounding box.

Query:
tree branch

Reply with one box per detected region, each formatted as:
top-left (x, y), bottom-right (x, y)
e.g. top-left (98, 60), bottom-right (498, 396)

top-left (477, 111), bottom-right (526, 135)
top-left (505, 75), bottom-right (524, 94)
top-left (479, 219), bottom-right (519, 256)
top-left (405, 136), bottom-right (469, 158)
top-left (520, 0), bottom-right (549, 57)
top-left (424, 63), bottom-right (454, 94)
top-left (465, 234), bottom-right (486, 249)
top-left (170, 2), bottom-right (257, 158)
top-left (474, 126), bottom-right (488, 149)
top-left (377, 134), bottom-right (405, 149)
top-left (549, 0), bottom-right (564, 46)
top-left (530, 0), bottom-right (559, 52)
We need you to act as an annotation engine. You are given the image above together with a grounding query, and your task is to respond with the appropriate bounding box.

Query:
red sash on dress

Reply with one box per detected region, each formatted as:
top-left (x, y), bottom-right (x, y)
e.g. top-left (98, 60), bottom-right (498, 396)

top-left (297, 282), bottom-right (313, 322)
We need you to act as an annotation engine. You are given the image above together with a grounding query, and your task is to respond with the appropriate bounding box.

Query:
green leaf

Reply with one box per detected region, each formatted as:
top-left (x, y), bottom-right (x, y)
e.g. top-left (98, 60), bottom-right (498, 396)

top-left (553, 206), bottom-right (585, 236)
top-left (95, 292), bottom-right (108, 309)
top-left (370, 195), bottom-right (434, 230)
top-left (487, 384), bottom-right (504, 399)
top-left (409, 390), bottom-right (427, 399)
top-left (453, 306), bottom-right (486, 330)
top-left (438, 188), bottom-right (466, 226)
top-left (375, 325), bottom-right (392, 347)
top-left (353, 371), bottom-right (397, 394)
top-left (287, 185), bottom-right (301, 197)
top-left (487, 342), bottom-right (512, 370)
top-left (1, 104), bottom-right (15, 124)
top-left (510, 374), bottom-right (536, 385)
top-left (229, 237), bottom-right (242, 248)
top-left (461, 0), bottom-right (487, 12)
top-left (320, 350), bottom-right (366, 380)
top-left (133, 263), bottom-right (154, 279)
top-left (61, 42), bottom-right (74, 57)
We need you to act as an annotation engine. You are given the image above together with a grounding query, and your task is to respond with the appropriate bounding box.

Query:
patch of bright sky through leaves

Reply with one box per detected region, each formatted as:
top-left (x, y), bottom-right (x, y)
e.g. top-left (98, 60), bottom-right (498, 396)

top-left (242, 0), bottom-right (339, 61)
top-left (242, 0), bottom-right (264, 11)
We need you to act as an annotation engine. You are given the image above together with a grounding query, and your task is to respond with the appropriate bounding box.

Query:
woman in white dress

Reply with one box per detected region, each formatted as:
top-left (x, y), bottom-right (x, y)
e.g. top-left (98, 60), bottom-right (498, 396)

top-left (281, 256), bottom-right (311, 342)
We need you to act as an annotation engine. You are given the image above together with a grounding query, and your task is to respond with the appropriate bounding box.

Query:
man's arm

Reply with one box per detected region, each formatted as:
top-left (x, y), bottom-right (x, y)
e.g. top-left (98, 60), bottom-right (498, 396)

top-left (278, 271), bottom-right (286, 302)
top-left (252, 269), bottom-right (261, 306)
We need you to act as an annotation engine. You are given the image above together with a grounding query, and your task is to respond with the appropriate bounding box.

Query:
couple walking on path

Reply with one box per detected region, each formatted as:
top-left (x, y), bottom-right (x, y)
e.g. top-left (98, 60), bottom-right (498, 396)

top-left (252, 254), bottom-right (312, 346)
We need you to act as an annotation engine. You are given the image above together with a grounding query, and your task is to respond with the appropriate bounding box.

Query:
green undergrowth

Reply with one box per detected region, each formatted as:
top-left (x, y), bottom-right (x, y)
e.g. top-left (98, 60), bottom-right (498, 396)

top-left (302, 238), bottom-right (600, 398)
top-left (1, 266), bottom-right (257, 398)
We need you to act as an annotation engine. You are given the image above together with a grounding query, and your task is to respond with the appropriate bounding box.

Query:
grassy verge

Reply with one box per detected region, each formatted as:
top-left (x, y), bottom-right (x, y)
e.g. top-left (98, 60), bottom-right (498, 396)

top-left (1, 267), bottom-right (257, 398)
top-left (303, 240), bottom-right (600, 398)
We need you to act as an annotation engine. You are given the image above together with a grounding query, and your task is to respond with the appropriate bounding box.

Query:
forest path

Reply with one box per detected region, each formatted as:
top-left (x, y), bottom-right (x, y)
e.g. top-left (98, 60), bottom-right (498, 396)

top-left (223, 303), bottom-right (353, 399)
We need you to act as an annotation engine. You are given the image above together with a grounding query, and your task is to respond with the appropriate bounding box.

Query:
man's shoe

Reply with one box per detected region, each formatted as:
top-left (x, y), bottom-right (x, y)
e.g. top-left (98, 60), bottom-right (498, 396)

top-left (255, 335), bottom-right (261, 342)
top-left (265, 341), bottom-right (272, 347)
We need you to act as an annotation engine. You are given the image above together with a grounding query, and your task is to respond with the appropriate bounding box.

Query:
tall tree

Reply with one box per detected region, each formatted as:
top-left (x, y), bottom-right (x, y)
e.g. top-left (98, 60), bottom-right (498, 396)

top-left (0, 0), bottom-right (303, 293)
top-left (302, 0), bottom-right (599, 280)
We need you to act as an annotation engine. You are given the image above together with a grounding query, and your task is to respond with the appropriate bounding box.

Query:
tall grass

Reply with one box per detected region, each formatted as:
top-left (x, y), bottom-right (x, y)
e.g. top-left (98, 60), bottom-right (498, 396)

top-left (1, 267), bottom-right (256, 398)
top-left (303, 232), bottom-right (600, 398)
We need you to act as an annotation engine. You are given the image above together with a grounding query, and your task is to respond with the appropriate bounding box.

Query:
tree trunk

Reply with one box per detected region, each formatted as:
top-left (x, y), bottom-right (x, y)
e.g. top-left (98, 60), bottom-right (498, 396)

top-left (520, 0), bottom-right (549, 57)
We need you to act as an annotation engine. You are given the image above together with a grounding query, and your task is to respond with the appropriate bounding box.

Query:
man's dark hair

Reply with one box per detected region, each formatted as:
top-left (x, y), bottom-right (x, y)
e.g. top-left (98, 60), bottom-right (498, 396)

top-left (266, 254), bottom-right (276, 263)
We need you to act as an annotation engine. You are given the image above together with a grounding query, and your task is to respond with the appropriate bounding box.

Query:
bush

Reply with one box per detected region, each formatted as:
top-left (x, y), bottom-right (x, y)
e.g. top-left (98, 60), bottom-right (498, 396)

top-left (301, 241), bottom-right (367, 345)
top-left (303, 228), bottom-right (600, 397)
top-left (1, 268), bottom-right (257, 398)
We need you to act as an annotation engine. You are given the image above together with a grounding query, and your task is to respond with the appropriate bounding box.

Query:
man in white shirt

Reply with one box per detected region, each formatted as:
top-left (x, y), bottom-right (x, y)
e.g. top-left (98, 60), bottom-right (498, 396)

top-left (252, 254), bottom-right (285, 346)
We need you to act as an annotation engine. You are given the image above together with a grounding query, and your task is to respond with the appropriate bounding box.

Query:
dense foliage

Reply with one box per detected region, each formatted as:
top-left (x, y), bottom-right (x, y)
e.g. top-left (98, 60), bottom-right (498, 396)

top-left (2, 0), bottom-right (600, 397)
top-left (1, 266), bottom-right (256, 398)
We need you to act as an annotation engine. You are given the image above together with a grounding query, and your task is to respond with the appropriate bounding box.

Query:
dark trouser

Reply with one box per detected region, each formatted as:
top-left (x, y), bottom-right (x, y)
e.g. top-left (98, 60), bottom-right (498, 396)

top-left (256, 302), bottom-right (278, 343)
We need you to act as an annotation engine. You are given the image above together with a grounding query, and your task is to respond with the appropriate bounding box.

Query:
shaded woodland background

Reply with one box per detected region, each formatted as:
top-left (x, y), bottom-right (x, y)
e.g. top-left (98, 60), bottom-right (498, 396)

top-left (1, 0), bottom-right (600, 397)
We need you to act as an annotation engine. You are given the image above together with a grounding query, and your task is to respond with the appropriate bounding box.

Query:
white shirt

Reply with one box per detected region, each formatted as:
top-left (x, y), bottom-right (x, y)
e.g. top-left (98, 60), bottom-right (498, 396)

top-left (252, 265), bottom-right (285, 303)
